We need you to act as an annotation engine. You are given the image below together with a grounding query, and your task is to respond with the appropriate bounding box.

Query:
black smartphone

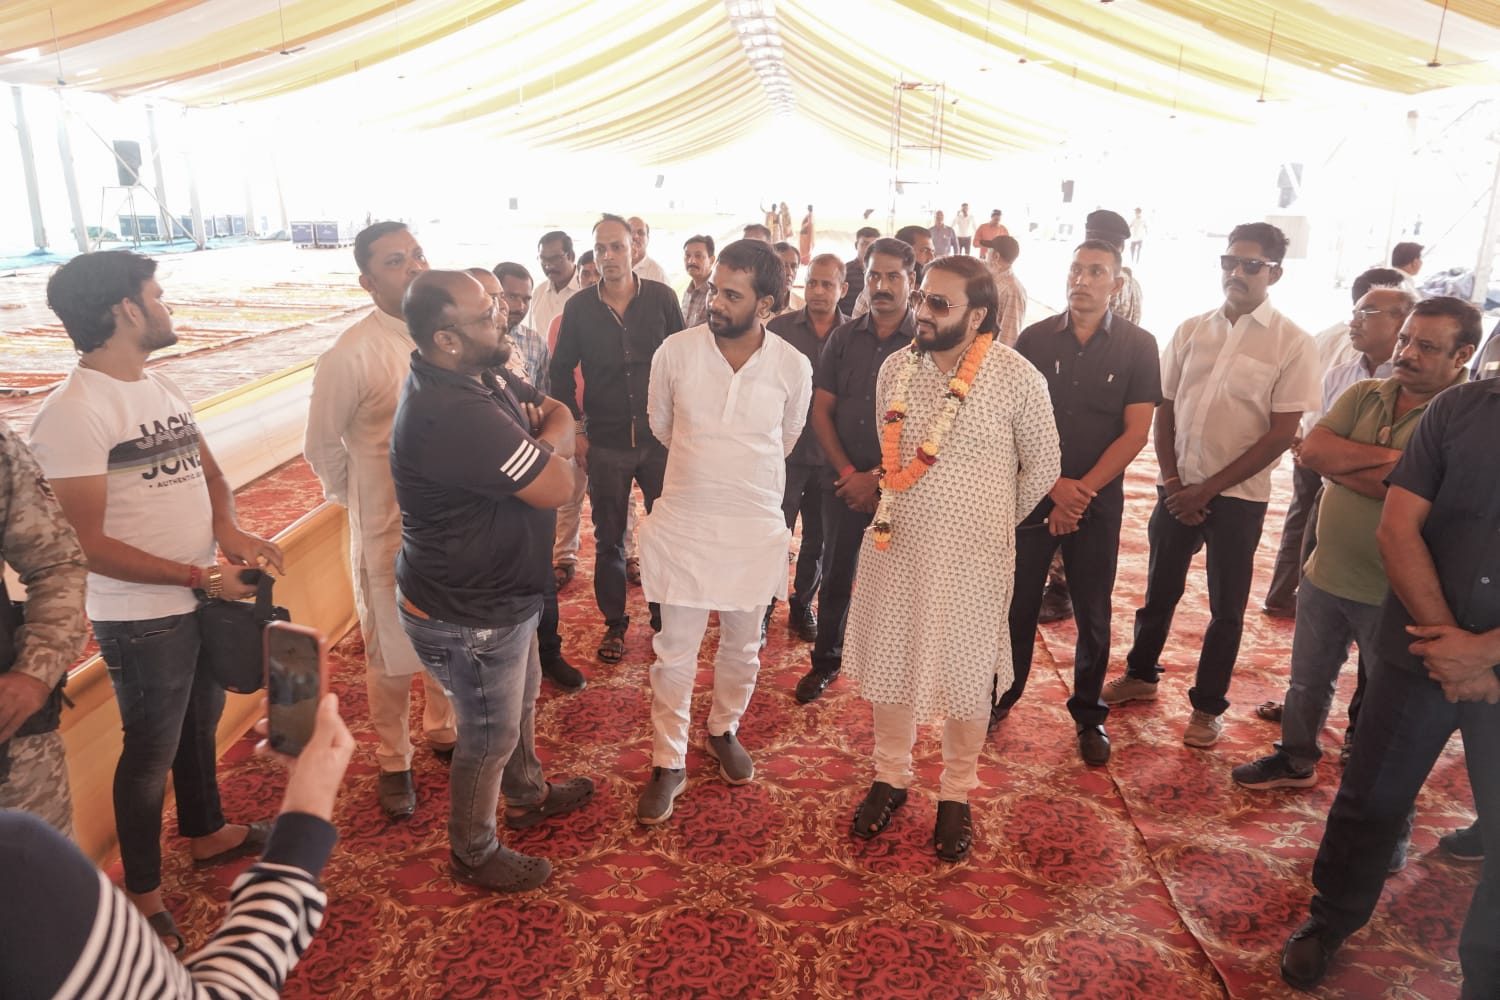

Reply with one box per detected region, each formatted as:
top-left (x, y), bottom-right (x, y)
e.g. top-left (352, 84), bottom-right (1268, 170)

top-left (264, 621), bottom-right (327, 756)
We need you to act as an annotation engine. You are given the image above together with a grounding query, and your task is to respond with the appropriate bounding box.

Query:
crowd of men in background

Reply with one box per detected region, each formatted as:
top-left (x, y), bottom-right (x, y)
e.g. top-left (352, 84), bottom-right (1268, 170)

top-left (0, 204), bottom-right (1496, 997)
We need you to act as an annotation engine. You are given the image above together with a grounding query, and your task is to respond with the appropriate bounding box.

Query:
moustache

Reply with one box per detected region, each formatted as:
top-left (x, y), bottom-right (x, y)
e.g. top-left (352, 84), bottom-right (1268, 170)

top-left (1395, 360), bottom-right (1417, 372)
top-left (1225, 280), bottom-right (1247, 291)
top-left (873, 293), bottom-right (895, 302)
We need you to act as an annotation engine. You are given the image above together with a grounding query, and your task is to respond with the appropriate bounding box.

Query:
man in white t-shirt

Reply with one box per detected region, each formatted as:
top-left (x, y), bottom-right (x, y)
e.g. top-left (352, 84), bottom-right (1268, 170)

top-left (953, 204), bottom-right (975, 255)
top-left (29, 250), bottom-right (285, 951)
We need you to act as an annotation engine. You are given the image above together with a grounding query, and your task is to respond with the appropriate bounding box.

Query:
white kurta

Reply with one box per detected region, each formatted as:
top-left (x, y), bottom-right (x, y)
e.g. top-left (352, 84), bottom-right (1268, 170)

top-left (638, 325), bottom-right (813, 612)
top-left (303, 307), bottom-right (422, 677)
top-left (844, 342), bottom-right (1060, 722)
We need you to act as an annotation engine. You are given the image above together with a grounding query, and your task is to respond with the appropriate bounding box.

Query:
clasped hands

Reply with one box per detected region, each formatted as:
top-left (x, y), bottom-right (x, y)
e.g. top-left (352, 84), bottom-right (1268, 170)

top-left (1046, 478), bottom-right (1095, 536)
top-left (1406, 625), bottom-right (1500, 704)
top-left (1164, 481), bottom-right (1214, 526)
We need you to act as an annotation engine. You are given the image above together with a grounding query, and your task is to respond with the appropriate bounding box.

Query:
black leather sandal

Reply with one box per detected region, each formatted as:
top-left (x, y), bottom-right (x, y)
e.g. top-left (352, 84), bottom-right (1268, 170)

top-left (851, 781), bottom-right (908, 840)
top-left (933, 800), bottom-right (972, 862)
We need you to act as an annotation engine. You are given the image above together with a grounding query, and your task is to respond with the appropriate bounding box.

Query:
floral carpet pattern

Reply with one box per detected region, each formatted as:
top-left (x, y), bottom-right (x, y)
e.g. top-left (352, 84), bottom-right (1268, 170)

top-left (150, 455), bottom-right (1476, 999)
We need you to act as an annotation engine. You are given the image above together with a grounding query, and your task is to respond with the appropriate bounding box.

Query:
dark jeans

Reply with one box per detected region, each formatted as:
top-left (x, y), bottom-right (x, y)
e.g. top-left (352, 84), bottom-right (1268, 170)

top-left (810, 490), bottom-right (872, 675)
top-left (1124, 490), bottom-right (1268, 715)
top-left (1264, 464), bottom-right (1322, 609)
top-left (1001, 504), bottom-right (1123, 728)
top-left (538, 566), bottom-right (562, 661)
top-left (587, 441), bottom-right (667, 627)
top-left (781, 463), bottom-right (829, 609)
top-left (958, 237), bottom-right (972, 254)
top-left (1309, 660), bottom-right (1499, 997)
top-left (93, 612), bottom-right (227, 895)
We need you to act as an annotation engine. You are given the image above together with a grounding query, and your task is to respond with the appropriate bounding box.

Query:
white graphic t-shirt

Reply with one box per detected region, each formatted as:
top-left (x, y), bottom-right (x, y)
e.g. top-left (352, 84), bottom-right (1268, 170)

top-left (29, 368), bottom-right (216, 622)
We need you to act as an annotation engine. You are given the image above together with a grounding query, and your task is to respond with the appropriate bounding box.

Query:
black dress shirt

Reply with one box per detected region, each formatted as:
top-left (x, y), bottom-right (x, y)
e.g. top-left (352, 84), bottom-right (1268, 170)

top-left (813, 310), bottom-right (916, 471)
top-left (1378, 378), bottom-right (1500, 678)
top-left (1014, 310), bottom-right (1162, 513)
top-left (768, 307), bottom-right (846, 467)
top-left (838, 258), bottom-right (865, 317)
top-left (391, 355), bottom-right (553, 628)
top-left (549, 276), bottom-right (685, 449)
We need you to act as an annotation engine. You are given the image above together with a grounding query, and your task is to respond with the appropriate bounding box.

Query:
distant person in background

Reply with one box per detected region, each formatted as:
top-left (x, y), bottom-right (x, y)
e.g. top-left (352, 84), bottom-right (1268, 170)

top-left (530, 230), bottom-right (579, 338)
top-left (973, 209), bottom-right (1007, 251)
top-left (629, 216), bottom-right (670, 285)
top-left (779, 202), bottom-right (793, 244)
top-left (930, 211), bottom-right (957, 257)
top-left (745, 223), bottom-right (773, 243)
top-left (895, 225), bottom-right (936, 270)
top-left (799, 205), bottom-right (815, 265)
top-left (1391, 241), bottom-right (1423, 299)
top-left (773, 242), bottom-right (805, 315)
top-left (681, 235), bottom-right (715, 328)
top-left (1085, 210), bottom-right (1142, 326)
top-left (1129, 208), bottom-right (1147, 263)
top-left (953, 203), bottom-right (974, 255)
top-left (983, 235), bottom-right (1026, 348)
top-left (840, 227), bottom-right (880, 316)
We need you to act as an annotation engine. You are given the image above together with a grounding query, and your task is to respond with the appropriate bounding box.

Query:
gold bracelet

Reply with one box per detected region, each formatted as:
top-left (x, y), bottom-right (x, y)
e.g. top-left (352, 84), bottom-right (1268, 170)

top-left (204, 565), bottom-right (224, 599)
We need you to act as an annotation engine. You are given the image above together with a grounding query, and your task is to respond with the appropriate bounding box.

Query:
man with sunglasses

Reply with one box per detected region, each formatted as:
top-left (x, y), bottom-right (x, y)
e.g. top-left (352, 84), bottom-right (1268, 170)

top-left (1104, 223), bottom-right (1320, 748)
top-left (994, 240), bottom-right (1161, 765)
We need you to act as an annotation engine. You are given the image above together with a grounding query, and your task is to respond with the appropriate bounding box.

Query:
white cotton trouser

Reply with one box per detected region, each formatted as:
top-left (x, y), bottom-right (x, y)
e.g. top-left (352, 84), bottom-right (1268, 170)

top-left (368, 669), bottom-right (458, 773)
top-left (649, 604), bottom-right (765, 768)
top-left (872, 704), bottom-right (990, 802)
top-left (554, 466), bottom-right (639, 565)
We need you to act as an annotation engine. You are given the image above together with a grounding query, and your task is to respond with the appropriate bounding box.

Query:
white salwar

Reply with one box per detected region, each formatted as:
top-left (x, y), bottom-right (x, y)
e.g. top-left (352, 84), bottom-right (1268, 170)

top-left (639, 324), bottom-right (812, 767)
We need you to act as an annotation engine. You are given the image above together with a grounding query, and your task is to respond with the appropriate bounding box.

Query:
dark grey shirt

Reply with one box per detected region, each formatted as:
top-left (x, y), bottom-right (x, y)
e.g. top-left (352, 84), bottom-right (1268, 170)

top-left (813, 310), bottom-right (916, 471)
top-left (769, 307), bottom-right (846, 467)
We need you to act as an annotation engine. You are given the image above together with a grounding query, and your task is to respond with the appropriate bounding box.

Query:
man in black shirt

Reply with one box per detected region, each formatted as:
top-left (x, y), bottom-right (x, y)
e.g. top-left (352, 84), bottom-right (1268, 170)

top-left (392, 270), bottom-right (594, 894)
top-left (798, 238), bottom-right (917, 702)
top-left (839, 227), bottom-right (880, 317)
top-left (1281, 297), bottom-right (1497, 995)
top-left (550, 215), bottom-right (686, 664)
top-left (995, 241), bottom-right (1161, 765)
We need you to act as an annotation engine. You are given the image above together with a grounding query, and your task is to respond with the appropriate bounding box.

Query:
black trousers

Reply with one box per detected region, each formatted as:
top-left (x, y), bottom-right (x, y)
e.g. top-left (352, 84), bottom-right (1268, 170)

top-left (1264, 463), bottom-right (1322, 609)
top-left (781, 463), bottom-right (829, 609)
top-left (1123, 490), bottom-right (1268, 715)
top-left (1000, 504), bottom-right (1123, 728)
top-left (809, 490), bottom-right (872, 675)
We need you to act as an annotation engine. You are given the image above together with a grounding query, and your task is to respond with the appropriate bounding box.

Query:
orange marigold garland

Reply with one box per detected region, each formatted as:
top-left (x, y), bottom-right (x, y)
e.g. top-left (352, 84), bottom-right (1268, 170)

top-left (871, 333), bottom-right (995, 550)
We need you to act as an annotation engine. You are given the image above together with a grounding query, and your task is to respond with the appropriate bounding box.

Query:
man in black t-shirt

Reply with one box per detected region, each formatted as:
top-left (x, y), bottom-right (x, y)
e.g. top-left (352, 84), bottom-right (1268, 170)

top-left (392, 271), bottom-right (595, 894)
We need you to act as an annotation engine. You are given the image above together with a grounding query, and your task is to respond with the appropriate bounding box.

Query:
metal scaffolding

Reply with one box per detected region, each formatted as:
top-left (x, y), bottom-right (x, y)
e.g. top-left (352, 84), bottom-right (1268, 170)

top-left (886, 79), bottom-right (946, 233)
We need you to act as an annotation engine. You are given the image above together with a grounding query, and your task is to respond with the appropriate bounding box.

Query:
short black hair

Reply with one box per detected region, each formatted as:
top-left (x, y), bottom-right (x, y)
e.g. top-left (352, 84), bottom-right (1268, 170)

top-left (716, 238), bottom-right (785, 307)
top-left (894, 225), bottom-right (931, 246)
top-left (1227, 222), bottom-right (1289, 263)
top-left (684, 234), bottom-right (715, 257)
top-left (1411, 295), bottom-right (1483, 352)
top-left (1391, 242), bottom-right (1423, 269)
top-left (578, 250), bottom-right (595, 267)
top-left (493, 262), bottom-right (532, 285)
top-left (990, 236), bottom-right (1021, 265)
top-left (593, 213), bottom-right (631, 238)
top-left (743, 223), bottom-right (772, 240)
top-left (538, 231), bottom-right (573, 259)
top-left (354, 221), bottom-right (409, 274)
top-left (46, 250), bottom-right (157, 352)
top-left (855, 226), bottom-right (880, 241)
top-left (402, 273), bottom-right (460, 350)
top-left (773, 241), bottom-right (797, 258)
top-left (865, 237), bottom-right (916, 271)
top-left (1352, 267), bottom-right (1406, 303)
top-left (1073, 239), bottom-right (1122, 271)
top-left (924, 256), bottom-right (999, 336)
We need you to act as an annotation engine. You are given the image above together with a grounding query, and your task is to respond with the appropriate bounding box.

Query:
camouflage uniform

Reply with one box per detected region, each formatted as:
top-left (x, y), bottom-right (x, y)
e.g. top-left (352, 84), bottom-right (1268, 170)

top-left (0, 420), bottom-right (88, 836)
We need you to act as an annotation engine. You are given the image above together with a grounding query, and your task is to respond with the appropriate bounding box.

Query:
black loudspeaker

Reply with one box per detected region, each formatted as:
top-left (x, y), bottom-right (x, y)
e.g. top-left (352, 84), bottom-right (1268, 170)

top-left (654, 174), bottom-right (665, 189)
top-left (114, 140), bottom-right (142, 186)
top-left (1061, 179), bottom-right (1075, 203)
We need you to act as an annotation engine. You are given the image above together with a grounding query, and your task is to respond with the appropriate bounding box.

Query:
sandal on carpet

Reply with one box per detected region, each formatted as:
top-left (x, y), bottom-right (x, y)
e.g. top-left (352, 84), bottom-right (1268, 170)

top-left (1255, 700), bottom-right (1284, 723)
top-left (504, 777), bottom-right (596, 830)
top-left (553, 563), bottom-right (575, 589)
top-left (626, 557), bottom-right (642, 586)
top-left (597, 624), bottom-right (627, 664)
top-left (192, 820), bottom-right (272, 867)
top-left (851, 781), bottom-right (908, 840)
top-left (933, 800), bottom-right (973, 862)
top-left (147, 909), bottom-right (186, 956)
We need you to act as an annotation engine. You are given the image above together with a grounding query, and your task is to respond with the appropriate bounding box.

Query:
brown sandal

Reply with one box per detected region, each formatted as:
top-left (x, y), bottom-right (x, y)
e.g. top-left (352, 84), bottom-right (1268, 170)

top-left (934, 800), bottom-right (972, 862)
top-left (147, 909), bottom-right (186, 955)
top-left (1255, 700), bottom-right (1284, 723)
top-left (625, 557), bottom-right (642, 586)
top-left (851, 781), bottom-right (908, 840)
top-left (553, 563), bottom-right (575, 589)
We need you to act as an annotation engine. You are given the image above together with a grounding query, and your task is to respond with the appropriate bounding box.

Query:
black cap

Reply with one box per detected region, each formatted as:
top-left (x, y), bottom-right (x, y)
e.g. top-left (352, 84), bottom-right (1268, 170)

top-left (1085, 209), bottom-right (1131, 244)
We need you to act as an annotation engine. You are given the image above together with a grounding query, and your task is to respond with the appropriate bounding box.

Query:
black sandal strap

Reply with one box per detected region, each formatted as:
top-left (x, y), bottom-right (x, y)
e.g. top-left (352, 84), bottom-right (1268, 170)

top-left (851, 781), bottom-right (909, 840)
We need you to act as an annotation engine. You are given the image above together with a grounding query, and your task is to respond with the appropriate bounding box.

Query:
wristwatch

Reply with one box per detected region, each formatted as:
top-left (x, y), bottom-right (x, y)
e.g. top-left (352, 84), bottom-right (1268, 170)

top-left (203, 565), bottom-right (224, 599)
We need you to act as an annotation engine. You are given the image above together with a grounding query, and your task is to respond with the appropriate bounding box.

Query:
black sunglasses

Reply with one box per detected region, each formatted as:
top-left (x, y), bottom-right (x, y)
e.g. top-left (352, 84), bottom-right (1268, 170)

top-left (1220, 255), bottom-right (1278, 276)
top-left (911, 290), bottom-right (969, 317)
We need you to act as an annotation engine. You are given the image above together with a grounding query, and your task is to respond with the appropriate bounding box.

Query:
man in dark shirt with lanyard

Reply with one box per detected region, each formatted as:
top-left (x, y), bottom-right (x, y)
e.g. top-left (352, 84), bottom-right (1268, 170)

top-left (550, 214), bottom-right (686, 665)
top-left (995, 240), bottom-right (1161, 765)
top-left (797, 238), bottom-right (917, 703)
top-left (393, 270), bottom-right (594, 894)
top-left (1280, 296), bottom-right (1497, 995)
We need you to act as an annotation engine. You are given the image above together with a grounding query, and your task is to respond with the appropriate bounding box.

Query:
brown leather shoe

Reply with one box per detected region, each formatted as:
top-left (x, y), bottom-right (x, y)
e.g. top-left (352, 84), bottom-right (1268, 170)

top-left (378, 770), bottom-right (416, 821)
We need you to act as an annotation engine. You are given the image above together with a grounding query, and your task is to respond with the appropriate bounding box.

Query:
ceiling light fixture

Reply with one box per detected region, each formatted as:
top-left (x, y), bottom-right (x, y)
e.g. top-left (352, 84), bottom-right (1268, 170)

top-left (725, 0), bottom-right (795, 116)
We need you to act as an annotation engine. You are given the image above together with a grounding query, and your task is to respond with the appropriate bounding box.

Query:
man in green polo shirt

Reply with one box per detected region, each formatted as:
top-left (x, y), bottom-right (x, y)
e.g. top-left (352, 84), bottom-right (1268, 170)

top-left (1233, 305), bottom-right (1472, 793)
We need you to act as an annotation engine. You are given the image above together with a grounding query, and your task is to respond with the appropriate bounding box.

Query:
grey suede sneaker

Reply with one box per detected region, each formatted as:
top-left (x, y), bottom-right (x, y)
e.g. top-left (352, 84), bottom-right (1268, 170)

top-left (706, 731), bottom-right (755, 785)
top-left (637, 767), bottom-right (687, 825)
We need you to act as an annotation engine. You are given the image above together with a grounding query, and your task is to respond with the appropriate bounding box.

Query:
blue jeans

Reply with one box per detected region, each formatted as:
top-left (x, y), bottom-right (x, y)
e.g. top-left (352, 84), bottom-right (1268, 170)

top-left (93, 612), bottom-right (227, 895)
top-left (1309, 659), bottom-right (1500, 996)
top-left (1278, 580), bottom-right (1382, 771)
top-left (398, 600), bottom-right (547, 867)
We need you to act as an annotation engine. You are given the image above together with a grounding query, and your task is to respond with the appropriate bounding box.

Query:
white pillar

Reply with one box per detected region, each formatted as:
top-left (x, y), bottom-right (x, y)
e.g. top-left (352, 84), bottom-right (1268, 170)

top-left (182, 110), bottom-right (207, 250)
top-left (54, 91), bottom-right (90, 253)
top-left (146, 105), bottom-right (176, 242)
top-left (12, 86), bottom-right (47, 251)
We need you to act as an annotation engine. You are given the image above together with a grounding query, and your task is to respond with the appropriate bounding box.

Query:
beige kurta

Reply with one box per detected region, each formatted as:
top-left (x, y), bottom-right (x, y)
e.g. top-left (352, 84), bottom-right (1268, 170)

top-left (303, 307), bottom-right (421, 677)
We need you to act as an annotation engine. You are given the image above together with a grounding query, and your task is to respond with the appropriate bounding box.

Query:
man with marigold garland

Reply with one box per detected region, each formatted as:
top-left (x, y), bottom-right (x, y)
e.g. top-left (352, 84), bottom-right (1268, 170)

top-left (842, 255), bottom-right (1059, 862)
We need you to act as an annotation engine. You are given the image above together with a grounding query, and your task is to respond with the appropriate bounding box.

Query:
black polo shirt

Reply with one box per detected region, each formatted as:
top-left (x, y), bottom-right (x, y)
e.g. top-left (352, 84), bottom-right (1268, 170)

top-left (1378, 378), bottom-right (1500, 679)
top-left (813, 310), bottom-right (916, 472)
top-left (548, 275), bottom-right (684, 450)
top-left (1014, 310), bottom-right (1162, 513)
top-left (838, 258), bottom-right (865, 316)
top-left (768, 307), bottom-right (846, 467)
top-left (391, 354), bottom-right (553, 628)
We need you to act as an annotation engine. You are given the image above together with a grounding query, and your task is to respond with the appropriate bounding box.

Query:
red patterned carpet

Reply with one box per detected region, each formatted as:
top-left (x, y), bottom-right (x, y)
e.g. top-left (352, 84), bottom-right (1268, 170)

top-left (150, 453), bottom-right (1476, 999)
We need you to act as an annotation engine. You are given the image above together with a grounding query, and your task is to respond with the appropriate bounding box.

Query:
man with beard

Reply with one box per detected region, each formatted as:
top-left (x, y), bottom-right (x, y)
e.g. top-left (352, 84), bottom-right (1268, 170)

top-left (304, 223), bottom-right (458, 820)
top-left (635, 240), bottom-right (811, 823)
top-left (768, 252), bottom-right (848, 647)
top-left (796, 238), bottom-right (917, 704)
top-left (530, 230), bottom-right (580, 338)
top-left (680, 235), bottom-right (715, 328)
top-left (844, 255), bottom-right (1059, 861)
top-left (1104, 223), bottom-right (1320, 748)
top-left (392, 270), bottom-right (594, 892)
top-left (629, 216), bottom-right (670, 285)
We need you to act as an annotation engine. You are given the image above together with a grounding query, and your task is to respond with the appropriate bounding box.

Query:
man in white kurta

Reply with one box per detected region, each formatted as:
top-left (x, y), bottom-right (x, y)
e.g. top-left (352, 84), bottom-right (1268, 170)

top-left (635, 240), bottom-right (813, 825)
top-left (844, 256), bottom-right (1059, 861)
top-left (303, 222), bottom-right (456, 820)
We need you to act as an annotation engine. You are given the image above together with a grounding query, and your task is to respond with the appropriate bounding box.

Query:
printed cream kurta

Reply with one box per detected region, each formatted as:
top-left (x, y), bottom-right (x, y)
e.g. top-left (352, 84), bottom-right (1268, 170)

top-left (845, 341), bottom-right (1060, 722)
top-left (303, 307), bottom-right (422, 677)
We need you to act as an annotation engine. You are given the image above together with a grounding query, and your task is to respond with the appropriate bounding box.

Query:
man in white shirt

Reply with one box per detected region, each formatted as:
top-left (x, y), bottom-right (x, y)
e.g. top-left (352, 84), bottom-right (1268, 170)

top-left (629, 216), bottom-right (670, 286)
top-left (1104, 223), bottom-right (1320, 748)
top-left (303, 222), bottom-right (457, 821)
top-left (953, 203), bottom-right (974, 255)
top-left (773, 242), bottom-right (806, 316)
top-left (680, 235), bottom-right (715, 328)
top-left (529, 230), bottom-right (580, 338)
top-left (635, 239), bottom-right (812, 824)
top-left (31, 249), bottom-right (285, 944)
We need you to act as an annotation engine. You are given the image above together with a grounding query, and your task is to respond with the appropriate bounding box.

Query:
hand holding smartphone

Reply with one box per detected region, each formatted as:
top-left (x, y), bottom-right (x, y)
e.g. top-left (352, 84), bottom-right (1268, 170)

top-left (264, 621), bottom-right (328, 756)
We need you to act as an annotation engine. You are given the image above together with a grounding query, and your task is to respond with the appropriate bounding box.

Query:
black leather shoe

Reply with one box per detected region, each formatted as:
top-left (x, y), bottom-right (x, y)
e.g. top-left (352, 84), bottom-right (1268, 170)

top-left (760, 598), bottom-right (776, 649)
top-left (788, 602), bottom-right (818, 642)
top-left (1037, 583), bottom-right (1074, 624)
top-left (649, 602), bottom-right (662, 633)
top-left (1281, 918), bottom-right (1343, 991)
top-left (378, 770), bottom-right (417, 821)
top-left (1077, 725), bottom-right (1111, 766)
top-left (794, 667), bottom-right (838, 703)
top-left (987, 702), bottom-right (1011, 732)
top-left (541, 653), bottom-right (587, 692)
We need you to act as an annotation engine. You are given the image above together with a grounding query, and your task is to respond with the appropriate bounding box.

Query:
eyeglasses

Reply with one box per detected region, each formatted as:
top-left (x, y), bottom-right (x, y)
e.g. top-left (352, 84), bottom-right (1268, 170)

top-left (538, 252), bottom-right (571, 267)
top-left (1220, 255), bottom-right (1278, 276)
top-left (910, 290), bottom-right (969, 317)
top-left (1353, 306), bottom-right (1403, 320)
